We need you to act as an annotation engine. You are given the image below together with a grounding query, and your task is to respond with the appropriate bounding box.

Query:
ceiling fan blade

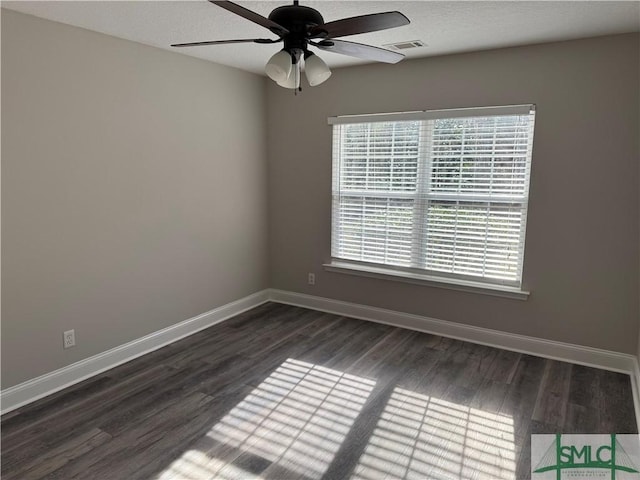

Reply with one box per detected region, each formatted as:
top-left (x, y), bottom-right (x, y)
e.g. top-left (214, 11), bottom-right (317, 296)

top-left (314, 39), bottom-right (404, 64)
top-left (171, 38), bottom-right (280, 47)
top-left (209, 1), bottom-right (289, 37)
top-left (310, 11), bottom-right (409, 39)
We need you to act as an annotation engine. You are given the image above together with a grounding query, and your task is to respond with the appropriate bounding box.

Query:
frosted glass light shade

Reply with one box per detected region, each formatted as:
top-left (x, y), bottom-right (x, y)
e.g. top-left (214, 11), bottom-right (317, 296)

top-left (265, 50), bottom-right (292, 83)
top-left (277, 62), bottom-right (300, 89)
top-left (305, 53), bottom-right (331, 86)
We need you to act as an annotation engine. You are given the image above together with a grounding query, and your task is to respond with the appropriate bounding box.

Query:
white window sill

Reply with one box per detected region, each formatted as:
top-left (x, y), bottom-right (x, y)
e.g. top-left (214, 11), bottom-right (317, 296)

top-left (323, 261), bottom-right (530, 300)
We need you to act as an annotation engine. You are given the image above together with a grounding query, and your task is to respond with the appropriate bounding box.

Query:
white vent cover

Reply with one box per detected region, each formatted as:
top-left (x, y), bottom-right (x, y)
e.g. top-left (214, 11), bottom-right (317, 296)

top-left (383, 40), bottom-right (426, 50)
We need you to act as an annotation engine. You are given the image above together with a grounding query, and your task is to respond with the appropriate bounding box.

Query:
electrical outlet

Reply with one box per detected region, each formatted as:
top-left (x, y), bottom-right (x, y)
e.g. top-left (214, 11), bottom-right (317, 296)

top-left (63, 329), bottom-right (76, 349)
top-left (308, 273), bottom-right (316, 285)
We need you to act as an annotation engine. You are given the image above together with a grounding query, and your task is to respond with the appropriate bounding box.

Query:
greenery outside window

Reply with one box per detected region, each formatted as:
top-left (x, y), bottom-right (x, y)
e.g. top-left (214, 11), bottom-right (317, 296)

top-left (328, 105), bottom-right (536, 291)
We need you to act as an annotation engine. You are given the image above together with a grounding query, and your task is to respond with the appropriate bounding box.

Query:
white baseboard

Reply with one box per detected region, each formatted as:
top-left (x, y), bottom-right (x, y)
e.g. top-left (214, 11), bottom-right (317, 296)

top-left (0, 290), bottom-right (270, 415)
top-left (268, 289), bottom-right (637, 374)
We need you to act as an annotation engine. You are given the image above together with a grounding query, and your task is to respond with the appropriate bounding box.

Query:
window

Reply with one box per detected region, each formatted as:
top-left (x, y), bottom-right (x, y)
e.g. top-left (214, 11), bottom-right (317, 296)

top-left (329, 105), bottom-right (535, 292)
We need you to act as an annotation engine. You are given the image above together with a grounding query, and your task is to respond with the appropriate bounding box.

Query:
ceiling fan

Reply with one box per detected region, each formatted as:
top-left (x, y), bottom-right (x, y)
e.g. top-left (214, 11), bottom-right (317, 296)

top-left (172, 1), bottom-right (410, 90)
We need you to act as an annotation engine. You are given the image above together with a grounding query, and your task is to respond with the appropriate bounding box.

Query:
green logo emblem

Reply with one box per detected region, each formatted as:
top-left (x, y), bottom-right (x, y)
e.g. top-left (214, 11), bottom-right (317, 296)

top-left (532, 434), bottom-right (640, 479)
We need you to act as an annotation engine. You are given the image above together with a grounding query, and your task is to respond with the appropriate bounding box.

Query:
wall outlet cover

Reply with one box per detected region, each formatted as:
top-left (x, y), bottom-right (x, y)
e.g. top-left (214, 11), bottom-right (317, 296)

top-left (63, 330), bottom-right (76, 349)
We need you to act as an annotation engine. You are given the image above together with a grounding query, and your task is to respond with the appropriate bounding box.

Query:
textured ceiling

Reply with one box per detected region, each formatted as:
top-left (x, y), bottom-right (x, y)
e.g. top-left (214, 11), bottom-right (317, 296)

top-left (4, 1), bottom-right (640, 74)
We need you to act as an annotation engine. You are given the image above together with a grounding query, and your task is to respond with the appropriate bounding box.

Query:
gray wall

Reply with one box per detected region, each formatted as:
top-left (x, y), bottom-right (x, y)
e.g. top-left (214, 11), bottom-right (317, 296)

top-left (2, 10), bottom-right (269, 388)
top-left (267, 34), bottom-right (640, 354)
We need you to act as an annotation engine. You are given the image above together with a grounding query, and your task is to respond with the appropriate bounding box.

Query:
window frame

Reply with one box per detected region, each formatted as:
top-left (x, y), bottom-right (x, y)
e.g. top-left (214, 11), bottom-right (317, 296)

top-left (327, 104), bottom-right (536, 298)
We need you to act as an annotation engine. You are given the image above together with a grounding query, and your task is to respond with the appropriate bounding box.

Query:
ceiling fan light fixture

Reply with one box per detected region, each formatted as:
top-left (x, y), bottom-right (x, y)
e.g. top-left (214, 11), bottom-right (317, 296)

top-left (265, 49), bottom-right (292, 83)
top-left (304, 52), bottom-right (331, 86)
top-left (277, 60), bottom-right (301, 89)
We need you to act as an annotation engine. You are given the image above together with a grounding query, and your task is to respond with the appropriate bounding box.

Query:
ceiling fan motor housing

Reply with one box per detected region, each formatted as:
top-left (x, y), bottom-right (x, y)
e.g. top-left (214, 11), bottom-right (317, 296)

top-left (269, 5), bottom-right (326, 52)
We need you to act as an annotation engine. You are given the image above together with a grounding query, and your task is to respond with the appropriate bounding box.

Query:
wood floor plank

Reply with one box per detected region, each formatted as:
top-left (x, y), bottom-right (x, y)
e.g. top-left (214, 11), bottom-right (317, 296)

top-left (96, 361), bottom-right (228, 437)
top-left (500, 354), bottom-right (547, 439)
top-left (486, 349), bottom-right (522, 384)
top-left (0, 375), bottom-right (116, 436)
top-left (567, 364), bottom-right (600, 409)
top-left (347, 327), bottom-right (419, 377)
top-left (3, 427), bottom-right (112, 480)
top-left (469, 378), bottom-right (509, 414)
top-left (44, 392), bottom-right (216, 479)
top-left (1, 303), bottom-right (636, 480)
top-left (452, 343), bottom-right (500, 392)
top-left (2, 364), bottom-right (174, 456)
top-left (598, 369), bottom-right (638, 433)
top-left (531, 359), bottom-right (572, 427)
top-left (564, 403), bottom-right (599, 433)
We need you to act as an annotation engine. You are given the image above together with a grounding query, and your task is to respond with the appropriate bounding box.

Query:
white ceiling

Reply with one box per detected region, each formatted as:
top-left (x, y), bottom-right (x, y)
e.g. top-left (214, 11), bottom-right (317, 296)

top-left (4, 1), bottom-right (640, 74)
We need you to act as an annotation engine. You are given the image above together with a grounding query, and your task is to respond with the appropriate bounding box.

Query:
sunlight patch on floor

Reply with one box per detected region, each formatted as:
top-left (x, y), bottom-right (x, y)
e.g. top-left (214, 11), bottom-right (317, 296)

top-left (157, 360), bottom-right (516, 480)
top-left (157, 358), bottom-right (376, 480)
top-left (352, 387), bottom-right (516, 480)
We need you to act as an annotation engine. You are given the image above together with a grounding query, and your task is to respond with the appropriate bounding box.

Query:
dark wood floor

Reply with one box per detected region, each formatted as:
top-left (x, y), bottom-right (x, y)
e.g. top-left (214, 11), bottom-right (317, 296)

top-left (1, 302), bottom-right (637, 479)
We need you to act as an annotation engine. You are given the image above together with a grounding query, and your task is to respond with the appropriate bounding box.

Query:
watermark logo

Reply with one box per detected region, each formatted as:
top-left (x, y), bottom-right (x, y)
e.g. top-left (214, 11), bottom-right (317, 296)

top-left (531, 434), bottom-right (640, 479)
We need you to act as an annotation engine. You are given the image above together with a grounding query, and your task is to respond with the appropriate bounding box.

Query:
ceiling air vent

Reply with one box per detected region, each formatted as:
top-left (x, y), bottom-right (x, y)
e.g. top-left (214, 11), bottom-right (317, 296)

top-left (383, 40), bottom-right (426, 51)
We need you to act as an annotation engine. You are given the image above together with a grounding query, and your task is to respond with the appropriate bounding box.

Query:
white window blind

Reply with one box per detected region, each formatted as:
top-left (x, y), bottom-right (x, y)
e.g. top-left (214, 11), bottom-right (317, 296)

top-left (330, 105), bottom-right (535, 287)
